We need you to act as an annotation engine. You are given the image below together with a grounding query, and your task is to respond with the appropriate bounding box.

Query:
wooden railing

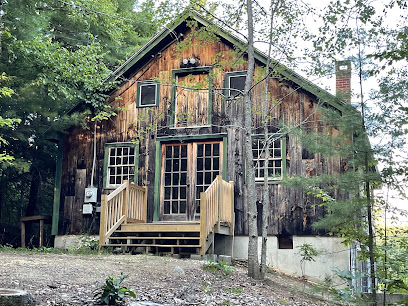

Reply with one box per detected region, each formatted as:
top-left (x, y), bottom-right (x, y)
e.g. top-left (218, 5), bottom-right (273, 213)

top-left (99, 181), bottom-right (147, 246)
top-left (200, 175), bottom-right (234, 254)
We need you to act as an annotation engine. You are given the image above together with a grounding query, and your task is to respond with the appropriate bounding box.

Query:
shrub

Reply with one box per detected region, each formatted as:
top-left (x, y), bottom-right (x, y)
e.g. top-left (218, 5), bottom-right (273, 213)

top-left (94, 274), bottom-right (136, 305)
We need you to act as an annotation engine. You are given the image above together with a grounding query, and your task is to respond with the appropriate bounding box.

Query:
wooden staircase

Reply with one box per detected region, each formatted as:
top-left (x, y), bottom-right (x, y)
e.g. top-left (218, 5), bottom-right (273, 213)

top-left (99, 176), bottom-right (234, 256)
top-left (101, 222), bottom-right (202, 255)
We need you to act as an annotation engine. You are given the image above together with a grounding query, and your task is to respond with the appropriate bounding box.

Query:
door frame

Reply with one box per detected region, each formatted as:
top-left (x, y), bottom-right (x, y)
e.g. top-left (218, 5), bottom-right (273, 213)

top-left (169, 66), bottom-right (213, 127)
top-left (153, 134), bottom-right (227, 221)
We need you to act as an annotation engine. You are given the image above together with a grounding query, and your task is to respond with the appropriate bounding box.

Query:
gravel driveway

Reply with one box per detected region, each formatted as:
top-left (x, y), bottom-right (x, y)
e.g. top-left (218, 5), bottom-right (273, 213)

top-left (0, 251), bottom-right (333, 305)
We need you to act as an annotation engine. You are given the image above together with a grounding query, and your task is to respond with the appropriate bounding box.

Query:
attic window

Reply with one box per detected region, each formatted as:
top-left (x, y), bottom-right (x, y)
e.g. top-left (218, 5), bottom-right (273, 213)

top-left (225, 71), bottom-right (246, 98)
top-left (137, 81), bottom-right (159, 107)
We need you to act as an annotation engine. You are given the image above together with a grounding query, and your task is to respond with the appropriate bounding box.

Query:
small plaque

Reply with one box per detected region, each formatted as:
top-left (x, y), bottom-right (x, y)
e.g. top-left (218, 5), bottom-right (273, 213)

top-left (339, 65), bottom-right (348, 70)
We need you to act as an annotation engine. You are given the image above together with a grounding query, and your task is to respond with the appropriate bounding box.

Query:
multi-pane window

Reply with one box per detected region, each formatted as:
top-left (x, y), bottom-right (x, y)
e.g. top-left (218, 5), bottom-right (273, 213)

top-left (252, 137), bottom-right (283, 181)
top-left (137, 82), bottom-right (159, 107)
top-left (107, 146), bottom-right (136, 188)
top-left (195, 142), bottom-right (220, 214)
top-left (163, 144), bottom-right (188, 215)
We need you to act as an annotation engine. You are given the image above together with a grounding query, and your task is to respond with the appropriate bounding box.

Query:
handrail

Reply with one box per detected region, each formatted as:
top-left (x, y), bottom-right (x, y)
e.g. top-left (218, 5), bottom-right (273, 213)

top-left (200, 175), bottom-right (234, 254)
top-left (99, 181), bottom-right (147, 246)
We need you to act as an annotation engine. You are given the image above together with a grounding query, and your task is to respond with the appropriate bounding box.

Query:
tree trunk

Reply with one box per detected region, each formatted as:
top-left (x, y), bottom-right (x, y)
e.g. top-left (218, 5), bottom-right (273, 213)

top-left (245, 0), bottom-right (259, 280)
top-left (260, 0), bottom-right (280, 279)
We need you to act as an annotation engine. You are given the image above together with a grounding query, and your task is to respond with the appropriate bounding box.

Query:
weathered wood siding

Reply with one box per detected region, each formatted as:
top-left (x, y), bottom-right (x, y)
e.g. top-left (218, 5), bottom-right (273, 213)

top-left (59, 26), bottom-right (343, 236)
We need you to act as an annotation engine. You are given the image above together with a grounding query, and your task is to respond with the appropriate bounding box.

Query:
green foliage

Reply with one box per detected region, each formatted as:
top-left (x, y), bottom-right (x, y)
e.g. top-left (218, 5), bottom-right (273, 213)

top-left (297, 243), bottom-right (319, 263)
top-left (225, 287), bottom-right (242, 294)
top-left (203, 260), bottom-right (234, 276)
top-left (297, 243), bottom-right (319, 277)
top-left (94, 274), bottom-right (136, 305)
top-left (329, 268), bottom-right (368, 304)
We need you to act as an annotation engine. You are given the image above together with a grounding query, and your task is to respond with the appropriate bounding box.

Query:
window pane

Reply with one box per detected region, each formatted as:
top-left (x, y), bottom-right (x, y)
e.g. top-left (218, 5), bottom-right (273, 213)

top-left (181, 159), bottom-right (187, 171)
top-left (205, 144), bottom-right (211, 156)
top-left (230, 75), bottom-right (246, 97)
top-left (166, 160), bottom-right (171, 172)
top-left (213, 143), bottom-right (219, 156)
top-left (140, 84), bottom-right (156, 106)
top-left (164, 187), bottom-right (171, 199)
top-left (181, 145), bottom-right (187, 157)
top-left (205, 158), bottom-right (211, 170)
top-left (173, 173), bottom-right (179, 185)
top-left (173, 159), bottom-right (179, 171)
top-left (173, 146), bottom-right (180, 158)
top-left (165, 173), bottom-right (171, 185)
top-left (164, 201), bottom-right (170, 214)
top-left (213, 157), bottom-right (219, 170)
top-left (180, 201), bottom-right (186, 213)
top-left (172, 188), bottom-right (179, 199)
top-left (166, 146), bottom-right (172, 158)
top-left (172, 201), bottom-right (178, 214)
top-left (197, 158), bottom-right (203, 171)
top-left (197, 144), bottom-right (204, 157)
top-left (205, 172), bottom-right (211, 184)
top-left (180, 173), bottom-right (187, 185)
top-left (197, 172), bottom-right (203, 184)
top-left (180, 187), bottom-right (187, 199)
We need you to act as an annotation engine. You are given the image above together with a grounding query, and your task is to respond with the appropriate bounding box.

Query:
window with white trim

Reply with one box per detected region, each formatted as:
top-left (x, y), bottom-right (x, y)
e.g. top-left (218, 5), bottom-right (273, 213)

top-left (252, 137), bottom-right (283, 181)
top-left (106, 145), bottom-right (136, 188)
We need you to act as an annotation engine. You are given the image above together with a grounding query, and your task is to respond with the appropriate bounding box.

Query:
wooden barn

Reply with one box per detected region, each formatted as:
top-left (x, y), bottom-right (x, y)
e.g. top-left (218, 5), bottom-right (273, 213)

top-left (51, 10), bottom-right (353, 280)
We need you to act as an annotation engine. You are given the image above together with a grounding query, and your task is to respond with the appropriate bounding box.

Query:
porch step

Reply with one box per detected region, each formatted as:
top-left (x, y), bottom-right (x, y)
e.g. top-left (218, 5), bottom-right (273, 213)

top-left (118, 222), bottom-right (200, 233)
top-left (101, 222), bottom-right (203, 255)
top-left (101, 244), bottom-right (201, 248)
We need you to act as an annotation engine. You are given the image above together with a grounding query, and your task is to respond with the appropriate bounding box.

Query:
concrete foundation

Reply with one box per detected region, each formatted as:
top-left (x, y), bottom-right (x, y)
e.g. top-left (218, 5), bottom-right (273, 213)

top-left (54, 235), bottom-right (98, 250)
top-left (215, 235), bottom-right (349, 283)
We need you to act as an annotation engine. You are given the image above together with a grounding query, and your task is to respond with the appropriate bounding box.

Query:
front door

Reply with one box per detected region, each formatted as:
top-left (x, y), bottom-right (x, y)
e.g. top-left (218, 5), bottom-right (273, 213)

top-left (160, 141), bottom-right (222, 221)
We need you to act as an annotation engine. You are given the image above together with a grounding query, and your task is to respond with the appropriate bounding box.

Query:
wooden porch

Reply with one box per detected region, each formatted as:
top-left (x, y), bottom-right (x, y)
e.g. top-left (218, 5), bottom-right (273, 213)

top-left (99, 176), bottom-right (234, 255)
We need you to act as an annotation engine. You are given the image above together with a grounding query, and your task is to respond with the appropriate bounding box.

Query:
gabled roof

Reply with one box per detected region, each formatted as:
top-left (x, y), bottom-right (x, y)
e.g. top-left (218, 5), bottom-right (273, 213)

top-left (106, 9), bottom-right (346, 112)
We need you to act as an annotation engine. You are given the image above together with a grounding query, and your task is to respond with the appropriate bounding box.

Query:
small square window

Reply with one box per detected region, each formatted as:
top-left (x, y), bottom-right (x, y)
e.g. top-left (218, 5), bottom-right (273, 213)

top-left (225, 72), bottom-right (247, 98)
top-left (278, 235), bottom-right (293, 249)
top-left (137, 82), bottom-right (159, 107)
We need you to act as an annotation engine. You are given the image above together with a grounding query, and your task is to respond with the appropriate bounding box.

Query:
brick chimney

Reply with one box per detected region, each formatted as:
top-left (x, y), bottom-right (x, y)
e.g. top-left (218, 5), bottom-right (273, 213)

top-left (335, 60), bottom-right (351, 103)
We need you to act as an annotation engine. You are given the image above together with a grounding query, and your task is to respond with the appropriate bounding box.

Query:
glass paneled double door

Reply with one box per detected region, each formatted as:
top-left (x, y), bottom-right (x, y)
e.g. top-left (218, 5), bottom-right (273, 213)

top-left (160, 141), bottom-right (222, 221)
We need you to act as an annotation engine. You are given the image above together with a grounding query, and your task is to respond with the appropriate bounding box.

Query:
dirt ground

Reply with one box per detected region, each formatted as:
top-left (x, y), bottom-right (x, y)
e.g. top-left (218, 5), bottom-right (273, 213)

top-left (0, 251), bottom-right (337, 305)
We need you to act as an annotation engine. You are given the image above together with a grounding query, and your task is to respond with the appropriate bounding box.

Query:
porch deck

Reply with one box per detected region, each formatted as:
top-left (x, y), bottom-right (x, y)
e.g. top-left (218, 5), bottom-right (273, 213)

top-left (99, 176), bottom-right (234, 255)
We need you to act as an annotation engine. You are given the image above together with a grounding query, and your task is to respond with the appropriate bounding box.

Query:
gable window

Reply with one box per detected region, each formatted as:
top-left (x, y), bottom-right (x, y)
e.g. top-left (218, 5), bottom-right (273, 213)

top-left (225, 71), bottom-right (247, 98)
top-left (137, 81), bottom-right (159, 107)
top-left (252, 136), bottom-right (285, 182)
top-left (104, 143), bottom-right (138, 188)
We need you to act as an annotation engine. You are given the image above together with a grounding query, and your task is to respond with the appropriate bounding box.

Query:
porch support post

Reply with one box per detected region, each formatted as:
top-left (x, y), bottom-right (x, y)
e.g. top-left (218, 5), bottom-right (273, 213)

top-left (200, 192), bottom-right (206, 255)
top-left (217, 175), bottom-right (222, 233)
top-left (122, 180), bottom-right (129, 224)
top-left (143, 186), bottom-right (147, 222)
top-left (99, 194), bottom-right (108, 248)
